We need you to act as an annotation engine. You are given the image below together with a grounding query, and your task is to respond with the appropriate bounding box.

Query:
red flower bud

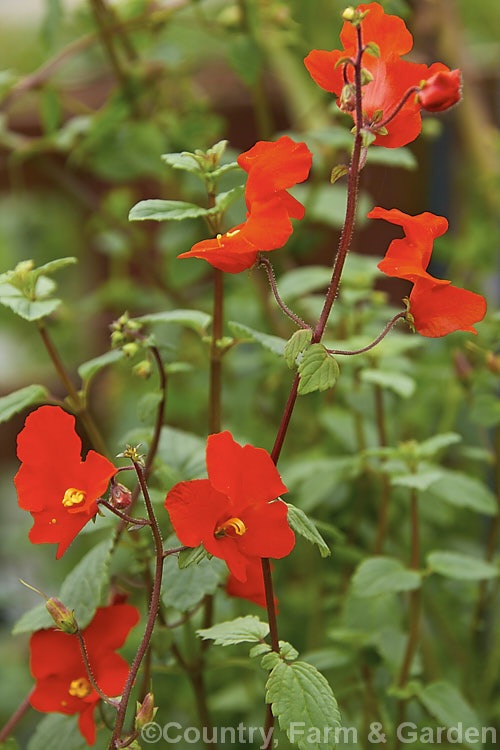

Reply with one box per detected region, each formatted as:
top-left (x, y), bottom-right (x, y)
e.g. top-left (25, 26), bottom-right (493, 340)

top-left (109, 482), bottom-right (132, 510)
top-left (418, 69), bottom-right (461, 112)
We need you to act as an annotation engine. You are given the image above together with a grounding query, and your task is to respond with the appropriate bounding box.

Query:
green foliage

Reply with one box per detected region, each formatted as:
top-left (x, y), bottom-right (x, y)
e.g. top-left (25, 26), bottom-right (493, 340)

top-left (429, 469), bottom-right (497, 515)
top-left (163, 556), bottom-right (227, 611)
top-left (128, 199), bottom-right (218, 222)
top-left (286, 503), bottom-right (331, 557)
top-left (351, 557), bottom-right (421, 597)
top-left (298, 344), bottom-right (339, 395)
top-left (135, 309), bottom-right (212, 335)
top-left (198, 616), bottom-right (269, 646)
top-left (266, 660), bottom-right (342, 750)
top-left (12, 537), bottom-right (115, 634)
top-left (77, 350), bottom-right (124, 387)
top-left (427, 551), bottom-right (499, 580)
top-left (416, 682), bottom-right (483, 749)
top-left (360, 368), bottom-right (416, 398)
top-left (284, 328), bottom-right (313, 369)
top-left (0, 385), bottom-right (49, 423)
top-left (228, 321), bottom-right (287, 356)
top-left (27, 714), bottom-right (89, 750)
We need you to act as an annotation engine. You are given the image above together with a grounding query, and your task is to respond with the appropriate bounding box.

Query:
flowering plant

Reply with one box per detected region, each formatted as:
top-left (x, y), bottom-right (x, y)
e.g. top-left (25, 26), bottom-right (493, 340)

top-left (0, 3), bottom-right (496, 750)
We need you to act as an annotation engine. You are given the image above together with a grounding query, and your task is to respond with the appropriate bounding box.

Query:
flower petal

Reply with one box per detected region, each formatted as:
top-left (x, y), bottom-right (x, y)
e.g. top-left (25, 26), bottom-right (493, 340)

top-left (409, 278), bottom-right (487, 337)
top-left (238, 500), bottom-right (295, 560)
top-left (164, 479), bottom-right (229, 547)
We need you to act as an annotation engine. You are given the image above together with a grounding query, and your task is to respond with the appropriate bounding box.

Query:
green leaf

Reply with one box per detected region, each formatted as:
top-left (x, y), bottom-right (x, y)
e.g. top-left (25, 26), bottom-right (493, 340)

top-left (266, 660), bottom-right (341, 750)
top-left (12, 536), bottom-right (115, 634)
top-left (163, 556), bottom-right (227, 611)
top-left (330, 164), bottom-right (350, 184)
top-left (135, 309), bottom-right (212, 335)
top-left (366, 146), bottom-right (417, 170)
top-left (390, 469), bottom-right (443, 491)
top-left (128, 199), bottom-right (218, 222)
top-left (214, 184), bottom-right (245, 212)
top-left (227, 35), bottom-right (262, 87)
top-left (429, 469), bottom-right (497, 515)
top-left (198, 615), bottom-right (269, 646)
top-left (286, 503), bottom-right (331, 558)
top-left (417, 681), bottom-right (484, 750)
top-left (427, 551), bottom-right (499, 581)
top-left (161, 151), bottom-right (204, 176)
top-left (277, 266), bottom-right (333, 303)
top-left (352, 557), bottom-right (421, 597)
top-left (361, 369), bottom-right (416, 398)
top-left (30, 257), bottom-right (77, 284)
top-left (27, 714), bottom-right (88, 750)
top-left (177, 545), bottom-right (211, 568)
top-left (228, 321), bottom-right (287, 356)
top-left (298, 344), bottom-right (339, 395)
top-left (77, 349), bottom-right (124, 385)
top-left (284, 328), bottom-right (313, 369)
top-left (0, 384), bottom-right (49, 423)
top-left (0, 285), bottom-right (62, 321)
top-left (415, 432), bottom-right (462, 458)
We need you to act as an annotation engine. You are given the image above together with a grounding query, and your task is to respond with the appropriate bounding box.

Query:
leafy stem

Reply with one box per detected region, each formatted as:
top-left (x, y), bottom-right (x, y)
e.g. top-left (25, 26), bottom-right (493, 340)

top-left (110, 462), bottom-right (164, 749)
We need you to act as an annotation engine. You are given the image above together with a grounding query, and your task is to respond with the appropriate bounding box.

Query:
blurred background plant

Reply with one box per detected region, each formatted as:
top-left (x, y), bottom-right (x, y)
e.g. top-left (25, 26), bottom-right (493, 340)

top-left (0, 1), bottom-right (499, 748)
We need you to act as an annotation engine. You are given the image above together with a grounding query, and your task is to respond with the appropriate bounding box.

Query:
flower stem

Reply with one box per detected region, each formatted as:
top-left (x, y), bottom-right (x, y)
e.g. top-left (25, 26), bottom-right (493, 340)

top-left (76, 630), bottom-right (120, 708)
top-left (209, 268), bottom-right (224, 434)
top-left (258, 256), bottom-right (312, 330)
top-left (0, 689), bottom-right (33, 744)
top-left (110, 462), bottom-right (164, 749)
top-left (327, 312), bottom-right (405, 356)
top-left (36, 321), bottom-right (109, 457)
top-left (97, 499), bottom-right (151, 527)
top-left (376, 86), bottom-right (419, 130)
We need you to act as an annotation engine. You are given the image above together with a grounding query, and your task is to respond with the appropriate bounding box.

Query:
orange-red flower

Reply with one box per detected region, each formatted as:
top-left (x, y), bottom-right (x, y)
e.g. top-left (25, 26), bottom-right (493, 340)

top-left (29, 603), bottom-right (139, 745)
top-left (178, 137), bottom-right (312, 273)
top-left (226, 559), bottom-right (277, 610)
top-left (368, 206), bottom-right (486, 337)
top-left (15, 406), bottom-right (116, 559)
top-left (417, 69), bottom-right (462, 113)
top-left (164, 431), bottom-right (295, 582)
top-left (304, 2), bottom-right (457, 148)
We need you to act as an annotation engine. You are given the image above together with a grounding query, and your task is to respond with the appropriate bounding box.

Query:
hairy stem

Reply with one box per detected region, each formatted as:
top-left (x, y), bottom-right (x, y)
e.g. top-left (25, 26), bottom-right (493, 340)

top-left (97, 499), bottom-right (151, 527)
top-left (258, 256), bottom-right (311, 330)
top-left (209, 268), bottom-right (224, 434)
top-left (110, 463), bottom-right (164, 749)
top-left (77, 630), bottom-right (119, 708)
top-left (0, 690), bottom-right (33, 743)
top-left (327, 312), bottom-right (405, 356)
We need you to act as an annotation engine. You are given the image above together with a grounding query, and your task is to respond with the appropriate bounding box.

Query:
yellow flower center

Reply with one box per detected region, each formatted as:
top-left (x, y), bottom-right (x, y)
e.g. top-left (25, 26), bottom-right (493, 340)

top-left (216, 233), bottom-right (223, 247)
top-left (62, 488), bottom-right (86, 508)
top-left (215, 517), bottom-right (247, 538)
top-left (69, 677), bottom-right (92, 698)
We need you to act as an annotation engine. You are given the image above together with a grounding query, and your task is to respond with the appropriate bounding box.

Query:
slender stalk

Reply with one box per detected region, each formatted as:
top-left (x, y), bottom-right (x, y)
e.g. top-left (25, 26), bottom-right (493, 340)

top-left (89, 0), bottom-right (130, 91)
top-left (0, 690), bottom-right (33, 744)
top-left (327, 313), bottom-right (405, 356)
top-left (395, 490), bottom-right (421, 747)
top-left (37, 321), bottom-right (108, 456)
top-left (258, 256), bottom-right (312, 330)
top-left (110, 463), bottom-right (164, 749)
top-left (97, 499), bottom-right (151, 527)
top-left (209, 269), bottom-right (224, 434)
top-left (76, 630), bottom-right (119, 708)
top-left (377, 86), bottom-right (419, 130)
top-left (373, 382), bottom-right (393, 555)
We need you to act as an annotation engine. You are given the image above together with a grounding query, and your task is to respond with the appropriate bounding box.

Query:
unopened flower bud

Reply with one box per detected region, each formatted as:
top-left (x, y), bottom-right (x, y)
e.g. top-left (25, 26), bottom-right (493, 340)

top-left (360, 68), bottom-right (374, 85)
top-left (342, 6), bottom-right (368, 24)
top-left (339, 83), bottom-right (356, 112)
top-left (135, 693), bottom-right (158, 730)
top-left (46, 598), bottom-right (78, 634)
top-left (110, 482), bottom-right (132, 510)
top-left (122, 342), bottom-right (139, 358)
top-left (418, 69), bottom-right (461, 113)
top-left (111, 331), bottom-right (125, 348)
top-left (133, 360), bottom-right (152, 379)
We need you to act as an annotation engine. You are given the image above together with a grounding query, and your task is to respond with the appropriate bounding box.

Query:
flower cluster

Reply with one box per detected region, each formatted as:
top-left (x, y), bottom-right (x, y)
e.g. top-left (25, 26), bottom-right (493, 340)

top-left (178, 136), bottom-right (312, 273)
top-left (164, 431), bottom-right (295, 582)
top-left (15, 406), bottom-right (116, 558)
top-left (29, 603), bottom-right (139, 745)
top-left (304, 2), bottom-right (461, 148)
top-left (368, 207), bottom-right (486, 336)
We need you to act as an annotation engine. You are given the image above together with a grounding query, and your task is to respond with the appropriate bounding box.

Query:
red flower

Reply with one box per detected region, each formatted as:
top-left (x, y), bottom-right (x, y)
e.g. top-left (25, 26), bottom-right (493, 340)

top-left (226, 559), bottom-right (277, 610)
top-left (15, 406), bottom-right (116, 559)
top-left (418, 69), bottom-right (462, 112)
top-left (29, 603), bottom-right (140, 745)
top-left (304, 2), bottom-right (455, 148)
top-left (178, 137), bottom-right (312, 273)
top-left (164, 431), bottom-right (295, 582)
top-left (368, 206), bottom-right (486, 337)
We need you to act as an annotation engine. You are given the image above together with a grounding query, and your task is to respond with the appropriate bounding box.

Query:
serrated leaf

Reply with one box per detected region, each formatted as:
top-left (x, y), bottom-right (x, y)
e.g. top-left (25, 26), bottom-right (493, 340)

top-left (77, 349), bottom-right (124, 384)
top-left (135, 309), bottom-right (212, 334)
top-left (177, 545), bottom-right (211, 568)
top-left (228, 321), bottom-right (287, 356)
top-left (417, 682), bottom-right (483, 750)
top-left (163, 556), bottom-right (227, 611)
top-left (214, 184), bottom-right (245, 212)
top-left (416, 432), bottom-right (462, 458)
top-left (330, 164), bottom-right (349, 184)
top-left (128, 199), bottom-right (218, 222)
top-left (427, 551), bottom-right (499, 581)
top-left (197, 615), bottom-right (269, 646)
top-left (0, 384), bottom-right (49, 423)
top-left (266, 660), bottom-right (341, 750)
top-left (429, 469), bottom-right (497, 515)
top-left (12, 537), bottom-right (115, 634)
top-left (0, 285), bottom-right (62, 321)
top-left (361, 369), bottom-right (416, 398)
top-left (298, 344), bottom-right (339, 395)
top-left (390, 469), bottom-right (443, 491)
top-left (27, 714), bottom-right (88, 750)
top-left (352, 557), bottom-right (421, 597)
top-left (286, 503), bottom-right (331, 558)
top-left (284, 328), bottom-right (313, 369)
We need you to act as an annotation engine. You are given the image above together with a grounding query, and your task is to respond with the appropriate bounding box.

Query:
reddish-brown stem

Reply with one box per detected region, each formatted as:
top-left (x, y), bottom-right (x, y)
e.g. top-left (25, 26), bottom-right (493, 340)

top-left (258, 256), bottom-right (312, 330)
top-left (0, 690), bottom-right (33, 743)
top-left (209, 268), bottom-right (224, 434)
top-left (97, 499), bottom-right (151, 527)
top-left (327, 312), bottom-right (405, 356)
top-left (76, 630), bottom-right (119, 708)
top-left (110, 462), bottom-right (164, 749)
top-left (373, 382), bottom-right (392, 555)
top-left (377, 86), bottom-right (419, 130)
